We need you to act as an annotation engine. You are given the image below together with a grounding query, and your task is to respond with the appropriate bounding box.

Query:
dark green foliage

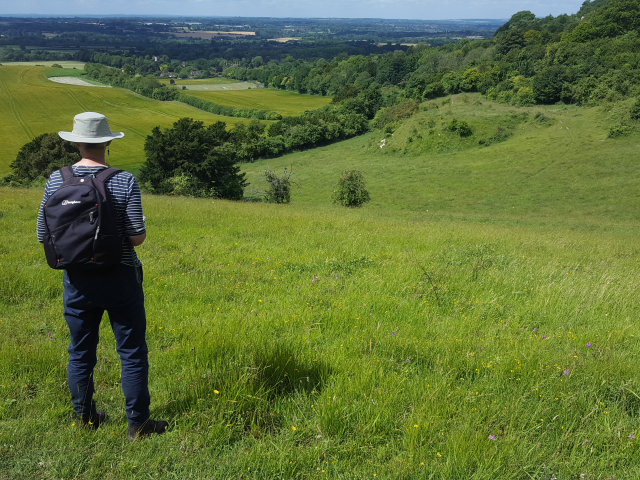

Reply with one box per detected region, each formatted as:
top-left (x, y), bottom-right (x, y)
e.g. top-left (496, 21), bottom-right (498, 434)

top-left (0, 133), bottom-right (80, 186)
top-left (139, 118), bottom-right (247, 199)
top-left (175, 93), bottom-right (282, 120)
top-left (447, 119), bottom-right (473, 137)
top-left (630, 98), bottom-right (640, 120)
top-left (331, 84), bottom-right (359, 103)
top-left (333, 170), bottom-right (371, 208)
top-left (261, 167), bottom-right (294, 203)
top-left (564, 0), bottom-right (640, 42)
top-left (533, 66), bottom-right (570, 104)
top-left (608, 124), bottom-right (632, 137)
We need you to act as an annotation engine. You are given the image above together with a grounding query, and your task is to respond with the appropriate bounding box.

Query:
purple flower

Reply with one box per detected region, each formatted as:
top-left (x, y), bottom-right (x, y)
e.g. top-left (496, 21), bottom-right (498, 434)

top-left (392, 332), bottom-right (396, 336)
top-left (328, 308), bottom-right (331, 311)
top-left (563, 369), bottom-right (569, 376)
top-left (406, 358), bottom-right (411, 363)
top-left (488, 435), bottom-right (495, 440)
top-left (370, 313), bottom-right (372, 316)
top-left (630, 434), bottom-right (635, 440)
top-left (542, 335), bottom-right (546, 339)
top-left (312, 277), bottom-right (317, 284)
top-left (586, 342), bottom-right (591, 348)
top-left (297, 286), bottom-right (300, 289)
top-left (267, 257), bottom-right (270, 260)
top-left (533, 328), bottom-right (537, 332)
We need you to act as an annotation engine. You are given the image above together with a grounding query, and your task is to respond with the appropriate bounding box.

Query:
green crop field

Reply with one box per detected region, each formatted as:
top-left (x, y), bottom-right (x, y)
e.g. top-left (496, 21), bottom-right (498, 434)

top-left (1, 91), bottom-right (640, 478)
top-left (0, 66), bottom-right (250, 174)
top-left (182, 88), bottom-right (332, 116)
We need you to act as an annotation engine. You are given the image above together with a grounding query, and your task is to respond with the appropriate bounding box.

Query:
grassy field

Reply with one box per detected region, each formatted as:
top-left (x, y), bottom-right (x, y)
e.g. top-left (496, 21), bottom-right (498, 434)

top-left (1, 86), bottom-right (640, 478)
top-left (1, 185), bottom-right (639, 479)
top-left (0, 61), bottom-right (86, 68)
top-left (0, 66), bottom-right (251, 174)
top-left (181, 89), bottom-right (332, 116)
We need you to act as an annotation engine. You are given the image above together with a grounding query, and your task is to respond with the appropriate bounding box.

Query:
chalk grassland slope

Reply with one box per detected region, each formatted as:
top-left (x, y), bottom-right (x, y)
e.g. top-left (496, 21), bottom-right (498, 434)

top-left (1, 190), bottom-right (639, 478)
top-left (242, 95), bottom-right (640, 227)
top-left (0, 66), bottom-right (249, 174)
top-left (181, 88), bottom-right (332, 117)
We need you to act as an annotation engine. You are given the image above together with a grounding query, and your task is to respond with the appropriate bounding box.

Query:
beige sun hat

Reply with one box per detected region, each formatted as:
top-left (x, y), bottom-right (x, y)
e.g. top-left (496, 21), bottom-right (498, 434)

top-left (59, 112), bottom-right (125, 143)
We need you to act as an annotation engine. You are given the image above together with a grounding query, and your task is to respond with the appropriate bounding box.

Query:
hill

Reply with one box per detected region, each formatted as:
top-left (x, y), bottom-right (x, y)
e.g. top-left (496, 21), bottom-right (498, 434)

top-left (242, 93), bottom-right (640, 228)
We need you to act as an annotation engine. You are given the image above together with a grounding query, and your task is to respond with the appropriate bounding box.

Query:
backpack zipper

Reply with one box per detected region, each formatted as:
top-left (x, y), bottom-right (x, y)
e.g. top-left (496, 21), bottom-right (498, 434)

top-left (49, 207), bottom-right (98, 234)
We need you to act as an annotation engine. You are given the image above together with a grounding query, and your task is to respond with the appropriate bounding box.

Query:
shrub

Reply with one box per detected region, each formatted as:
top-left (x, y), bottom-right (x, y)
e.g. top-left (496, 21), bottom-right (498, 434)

top-left (261, 167), bottom-right (294, 203)
top-left (608, 124), bottom-right (631, 137)
top-left (333, 170), bottom-right (371, 208)
top-left (0, 133), bottom-right (80, 186)
top-left (447, 119), bottom-right (473, 137)
top-left (373, 101), bottom-right (419, 129)
top-left (630, 98), bottom-right (640, 121)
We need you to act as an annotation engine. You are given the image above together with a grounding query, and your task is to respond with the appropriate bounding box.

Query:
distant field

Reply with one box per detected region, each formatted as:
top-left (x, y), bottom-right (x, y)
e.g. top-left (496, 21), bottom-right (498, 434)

top-left (0, 66), bottom-right (252, 174)
top-left (182, 89), bottom-right (332, 116)
top-left (158, 77), bottom-right (238, 85)
top-left (0, 61), bottom-right (86, 68)
top-left (164, 31), bottom-right (255, 40)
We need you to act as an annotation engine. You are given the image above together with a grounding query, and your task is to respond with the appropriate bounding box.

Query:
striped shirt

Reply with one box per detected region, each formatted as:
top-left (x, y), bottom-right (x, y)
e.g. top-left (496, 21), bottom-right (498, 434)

top-left (37, 165), bottom-right (145, 267)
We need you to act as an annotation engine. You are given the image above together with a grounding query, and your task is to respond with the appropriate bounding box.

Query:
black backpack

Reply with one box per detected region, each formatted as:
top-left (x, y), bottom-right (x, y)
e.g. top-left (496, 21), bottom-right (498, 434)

top-left (42, 166), bottom-right (123, 270)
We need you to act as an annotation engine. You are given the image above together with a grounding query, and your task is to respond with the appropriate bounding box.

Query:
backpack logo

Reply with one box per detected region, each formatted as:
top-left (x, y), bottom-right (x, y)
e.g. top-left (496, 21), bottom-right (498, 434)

top-left (62, 200), bottom-right (81, 205)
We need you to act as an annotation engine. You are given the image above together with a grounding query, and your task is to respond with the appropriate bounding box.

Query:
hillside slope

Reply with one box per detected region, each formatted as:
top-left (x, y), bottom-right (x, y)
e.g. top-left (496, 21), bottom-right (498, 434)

top-left (242, 94), bottom-right (640, 227)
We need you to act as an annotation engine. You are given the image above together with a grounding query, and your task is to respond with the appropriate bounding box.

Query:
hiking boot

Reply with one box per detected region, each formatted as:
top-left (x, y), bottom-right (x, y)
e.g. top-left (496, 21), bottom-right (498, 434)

top-left (127, 419), bottom-right (169, 441)
top-left (76, 410), bottom-right (106, 430)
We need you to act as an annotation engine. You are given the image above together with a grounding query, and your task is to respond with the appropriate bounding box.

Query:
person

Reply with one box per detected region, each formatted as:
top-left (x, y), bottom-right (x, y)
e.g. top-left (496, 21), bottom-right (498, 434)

top-left (36, 112), bottom-right (168, 441)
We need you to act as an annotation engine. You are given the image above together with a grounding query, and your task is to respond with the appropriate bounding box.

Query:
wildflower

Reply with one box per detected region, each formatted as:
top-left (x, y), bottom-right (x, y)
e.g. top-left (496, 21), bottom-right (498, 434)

top-left (414, 424), bottom-right (418, 428)
top-left (533, 328), bottom-right (537, 332)
top-left (407, 358), bottom-right (411, 363)
top-left (563, 369), bottom-right (569, 376)
top-left (489, 434), bottom-right (496, 440)
top-left (312, 277), bottom-right (317, 284)
top-left (214, 390), bottom-right (219, 394)
top-left (436, 452), bottom-right (442, 457)
top-left (392, 332), bottom-right (396, 336)
top-left (541, 335), bottom-right (545, 338)
top-left (630, 434), bottom-right (636, 440)
top-left (297, 286), bottom-right (300, 289)
top-left (586, 342), bottom-right (591, 347)
top-left (292, 426), bottom-right (297, 431)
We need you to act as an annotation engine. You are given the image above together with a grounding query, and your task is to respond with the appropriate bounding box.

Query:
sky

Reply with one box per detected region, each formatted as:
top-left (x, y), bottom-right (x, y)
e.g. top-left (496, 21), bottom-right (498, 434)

top-left (1, 0), bottom-right (588, 20)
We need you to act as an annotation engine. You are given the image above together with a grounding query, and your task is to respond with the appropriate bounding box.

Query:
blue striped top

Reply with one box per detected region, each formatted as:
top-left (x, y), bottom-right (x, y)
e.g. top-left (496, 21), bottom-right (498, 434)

top-left (36, 165), bottom-right (146, 267)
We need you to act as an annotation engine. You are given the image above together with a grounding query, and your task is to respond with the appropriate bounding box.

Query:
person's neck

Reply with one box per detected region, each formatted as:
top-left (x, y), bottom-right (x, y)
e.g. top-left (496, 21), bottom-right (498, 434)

top-left (75, 157), bottom-right (108, 167)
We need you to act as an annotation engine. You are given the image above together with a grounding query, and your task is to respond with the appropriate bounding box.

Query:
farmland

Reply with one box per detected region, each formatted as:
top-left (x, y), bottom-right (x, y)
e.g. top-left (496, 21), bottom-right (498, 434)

top-left (0, 65), bottom-right (249, 174)
top-left (181, 88), bottom-right (332, 117)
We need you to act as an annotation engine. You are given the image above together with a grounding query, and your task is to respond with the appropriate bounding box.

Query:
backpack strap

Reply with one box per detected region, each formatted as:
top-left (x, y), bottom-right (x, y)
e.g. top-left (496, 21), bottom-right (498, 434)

top-left (95, 168), bottom-right (123, 184)
top-left (60, 166), bottom-right (74, 182)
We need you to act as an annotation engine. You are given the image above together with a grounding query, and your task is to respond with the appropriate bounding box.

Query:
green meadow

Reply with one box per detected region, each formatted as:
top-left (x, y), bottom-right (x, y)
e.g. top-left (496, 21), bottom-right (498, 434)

top-left (1, 87), bottom-right (640, 478)
top-left (158, 78), bottom-right (239, 86)
top-left (0, 65), bottom-right (248, 174)
top-left (181, 88), bottom-right (332, 117)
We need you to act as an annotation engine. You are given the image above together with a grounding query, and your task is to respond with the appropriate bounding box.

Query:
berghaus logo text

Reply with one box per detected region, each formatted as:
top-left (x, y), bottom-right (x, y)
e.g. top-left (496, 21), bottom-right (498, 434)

top-left (62, 200), bottom-right (81, 205)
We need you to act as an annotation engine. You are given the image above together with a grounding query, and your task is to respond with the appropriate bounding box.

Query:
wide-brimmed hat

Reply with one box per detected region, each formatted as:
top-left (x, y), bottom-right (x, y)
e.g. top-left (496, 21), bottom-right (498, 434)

top-left (59, 112), bottom-right (124, 143)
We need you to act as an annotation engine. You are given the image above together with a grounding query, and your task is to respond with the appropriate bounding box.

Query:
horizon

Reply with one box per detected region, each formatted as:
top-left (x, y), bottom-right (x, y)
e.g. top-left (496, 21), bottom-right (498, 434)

top-left (0, 0), bottom-right (588, 21)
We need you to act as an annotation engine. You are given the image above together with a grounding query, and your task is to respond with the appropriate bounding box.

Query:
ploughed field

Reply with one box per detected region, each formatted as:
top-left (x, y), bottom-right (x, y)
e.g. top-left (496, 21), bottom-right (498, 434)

top-left (0, 66), bottom-right (251, 174)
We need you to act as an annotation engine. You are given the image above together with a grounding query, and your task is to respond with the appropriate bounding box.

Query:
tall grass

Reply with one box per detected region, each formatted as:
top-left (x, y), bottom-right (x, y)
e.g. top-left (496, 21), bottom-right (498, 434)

top-left (1, 188), bottom-right (639, 479)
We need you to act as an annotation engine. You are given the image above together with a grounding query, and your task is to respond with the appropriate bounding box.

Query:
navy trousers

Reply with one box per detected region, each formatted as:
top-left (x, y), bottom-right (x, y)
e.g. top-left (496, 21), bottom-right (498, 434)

top-left (63, 264), bottom-right (150, 426)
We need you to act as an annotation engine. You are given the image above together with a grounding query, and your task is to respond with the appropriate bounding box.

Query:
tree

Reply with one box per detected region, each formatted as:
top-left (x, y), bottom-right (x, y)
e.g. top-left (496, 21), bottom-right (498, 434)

top-left (333, 170), bottom-right (371, 207)
top-left (1, 133), bottom-right (80, 186)
top-left (139, 118), bottom-right (247, 199)
top-left (533, 66), bottom-right (569, 104)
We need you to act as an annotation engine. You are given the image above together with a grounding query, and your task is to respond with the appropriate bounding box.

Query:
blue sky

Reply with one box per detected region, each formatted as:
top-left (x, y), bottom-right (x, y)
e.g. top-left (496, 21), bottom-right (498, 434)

top-left (2, 0), bottom-right (588, 20)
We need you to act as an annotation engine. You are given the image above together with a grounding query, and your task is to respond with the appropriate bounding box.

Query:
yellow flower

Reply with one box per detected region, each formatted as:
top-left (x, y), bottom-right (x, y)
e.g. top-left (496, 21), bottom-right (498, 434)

top-left (214, 390), bottom-right (219, 394)
top-left (414, 424), bottom-right (418, 428)
top-left (292, 426), bottom-right (297, 431)
top-left (437, 452), bottom-right (442, 457)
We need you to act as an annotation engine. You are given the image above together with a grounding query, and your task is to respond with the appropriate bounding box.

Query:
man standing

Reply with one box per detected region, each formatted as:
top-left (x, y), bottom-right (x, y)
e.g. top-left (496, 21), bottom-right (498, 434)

top-left (36, 112), bottom-right (167, 441)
